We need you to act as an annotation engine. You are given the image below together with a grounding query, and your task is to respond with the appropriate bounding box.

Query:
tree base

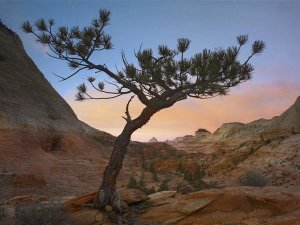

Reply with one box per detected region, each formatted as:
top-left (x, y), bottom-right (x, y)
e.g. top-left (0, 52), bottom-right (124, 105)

top-left (94, 187), bottom-right (121, 212)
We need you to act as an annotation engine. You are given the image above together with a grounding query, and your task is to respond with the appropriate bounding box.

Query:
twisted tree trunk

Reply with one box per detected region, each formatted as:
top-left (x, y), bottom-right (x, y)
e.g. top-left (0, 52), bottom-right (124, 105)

top-left (93, 106), bottom-right (159, 209)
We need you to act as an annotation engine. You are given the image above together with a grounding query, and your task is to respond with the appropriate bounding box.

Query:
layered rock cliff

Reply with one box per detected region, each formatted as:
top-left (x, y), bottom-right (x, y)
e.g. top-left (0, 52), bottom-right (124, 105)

top-left (0, 22), bottom-right (116, 196)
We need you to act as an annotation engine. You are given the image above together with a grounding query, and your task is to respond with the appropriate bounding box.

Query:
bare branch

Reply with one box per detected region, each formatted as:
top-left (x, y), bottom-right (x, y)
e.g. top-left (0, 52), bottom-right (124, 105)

top-left (82, 93), bottom-right (124, 100)
top-left (89, 81), bottom-right (131, 95)
top-left (52, 67), bottom-right (88, 82)
top-left (122, 96), bottom-right (135, 122)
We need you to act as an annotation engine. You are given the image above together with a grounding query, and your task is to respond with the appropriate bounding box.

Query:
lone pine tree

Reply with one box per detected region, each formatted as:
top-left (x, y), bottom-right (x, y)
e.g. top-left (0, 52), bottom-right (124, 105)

top-left (22, 9), bottom-right (265, 210)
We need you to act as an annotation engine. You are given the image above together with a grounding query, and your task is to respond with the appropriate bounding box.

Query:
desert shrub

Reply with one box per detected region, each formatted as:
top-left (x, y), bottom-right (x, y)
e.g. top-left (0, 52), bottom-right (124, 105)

top-left (148, 163), bottom-right (159, 182)
top-left (144, 187), bottom-right (156, 195)
top-left (152, 170), bottom-right (159, 182)
top-left (141, 200), bottom-right (154, 209)
top-left (183, 171), bottom-right (193, 182)
top-left (139, 172), bottom-right (146, 189)
top-left (239, 170), bottom-right (267, 187)
top-left (176, 183), bottom-right (193, 195)
top-left (127, 175), bottom-right (138, 189)
top-left (194, 165), bottom-right (203, 180)
top-left (148, 162), bottom-right (156, 174)
top-left (15, 201), bottom-right (70, 225)
top-left (204, 181), bottom-right (220, 189)
top-left (157, 180), bottom-right (168, 192)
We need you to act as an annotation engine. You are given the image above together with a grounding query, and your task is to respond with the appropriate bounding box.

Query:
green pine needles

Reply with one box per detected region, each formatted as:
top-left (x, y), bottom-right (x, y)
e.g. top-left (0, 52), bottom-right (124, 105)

top-left (22, 9), bottom-right (265, 105)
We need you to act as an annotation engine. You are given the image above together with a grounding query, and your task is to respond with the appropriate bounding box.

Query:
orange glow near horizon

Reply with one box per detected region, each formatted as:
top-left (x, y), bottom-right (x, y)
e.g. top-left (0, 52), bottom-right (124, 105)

top-left (68, 81), bottom-right (299, 142)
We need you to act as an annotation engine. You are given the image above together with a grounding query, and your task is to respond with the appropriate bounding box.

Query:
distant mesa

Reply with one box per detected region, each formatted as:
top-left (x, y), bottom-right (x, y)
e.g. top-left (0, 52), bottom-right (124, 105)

top-left (148, 137), bottom-right (158, 143)
top-left (195, 128), bottom-right (211, 138)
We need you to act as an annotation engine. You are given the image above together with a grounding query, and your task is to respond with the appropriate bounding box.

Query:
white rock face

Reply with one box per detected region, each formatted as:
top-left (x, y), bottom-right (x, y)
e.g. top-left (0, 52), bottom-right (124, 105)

top-left (266, 96), bottom-right (300, 133)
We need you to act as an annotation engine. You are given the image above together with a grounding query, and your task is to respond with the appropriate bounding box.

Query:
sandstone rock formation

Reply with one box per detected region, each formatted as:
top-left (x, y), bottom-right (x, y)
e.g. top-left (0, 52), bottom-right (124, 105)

top-left (265, 96), bottom-right (300, 134)
top-left (2, 186), bottom-right (300, 225)
top-left (0, 22), bottom-right (120, 197)
top-left (172, 96), bottom-right (300, 150)
top-left (164, 95), bottom-right (300, 191)
top-left (141, 186), bottom-right (300, 225)
top-left (194, 128), bottom-right (211, 140)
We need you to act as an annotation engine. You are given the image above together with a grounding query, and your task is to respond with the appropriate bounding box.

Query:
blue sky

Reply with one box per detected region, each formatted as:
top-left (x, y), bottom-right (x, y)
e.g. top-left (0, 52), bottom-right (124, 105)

top-left (1, 1), bottom-right (300, 141)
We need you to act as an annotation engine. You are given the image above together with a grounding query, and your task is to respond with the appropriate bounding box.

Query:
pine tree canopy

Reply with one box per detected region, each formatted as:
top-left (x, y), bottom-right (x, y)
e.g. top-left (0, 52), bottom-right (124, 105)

top-left (22, 9), bottom-right (265, 112)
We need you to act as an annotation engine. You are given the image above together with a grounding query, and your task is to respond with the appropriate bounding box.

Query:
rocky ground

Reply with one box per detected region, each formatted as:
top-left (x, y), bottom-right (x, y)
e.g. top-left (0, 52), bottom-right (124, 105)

top-left (1, 186), bottom-right (300, 225)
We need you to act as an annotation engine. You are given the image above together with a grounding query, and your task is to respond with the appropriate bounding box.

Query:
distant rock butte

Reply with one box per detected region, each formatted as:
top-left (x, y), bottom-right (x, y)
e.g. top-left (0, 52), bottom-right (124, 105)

top-left (195, 128), bottom-right (211, 139)
top-left (148, 137), bottom-right (158, 142)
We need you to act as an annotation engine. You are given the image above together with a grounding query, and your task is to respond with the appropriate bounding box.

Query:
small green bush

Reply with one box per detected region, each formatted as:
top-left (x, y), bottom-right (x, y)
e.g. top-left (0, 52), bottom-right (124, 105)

top-left (127, 175), bottom-right (138, 189)
top-left (239, 170), bottom-right (267, 187)
top-left (142, 200), bottom-right (154, 209)
top-left (144, 187), bottom-right (156, 195)
top-left (157, 180), bottom-right (168, 192)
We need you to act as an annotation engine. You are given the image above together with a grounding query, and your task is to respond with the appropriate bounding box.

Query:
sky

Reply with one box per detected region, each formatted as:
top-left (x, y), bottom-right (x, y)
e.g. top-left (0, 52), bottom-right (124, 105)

top-left (1, 1), bottom-right (300, 142)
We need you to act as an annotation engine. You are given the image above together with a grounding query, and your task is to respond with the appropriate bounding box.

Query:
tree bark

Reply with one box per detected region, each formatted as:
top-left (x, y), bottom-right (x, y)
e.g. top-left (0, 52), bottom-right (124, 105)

top-left (93, 106), bottom-right (159, 209)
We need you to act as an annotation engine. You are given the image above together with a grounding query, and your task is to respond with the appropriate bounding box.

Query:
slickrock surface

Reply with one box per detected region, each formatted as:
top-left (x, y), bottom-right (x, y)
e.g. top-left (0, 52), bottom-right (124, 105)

top-left (141, 187), bottom-right (300, 225)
